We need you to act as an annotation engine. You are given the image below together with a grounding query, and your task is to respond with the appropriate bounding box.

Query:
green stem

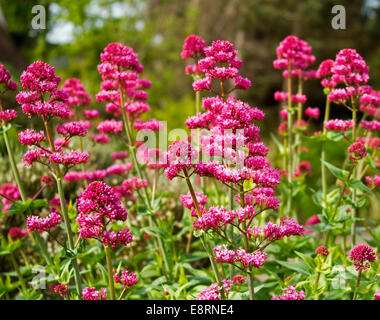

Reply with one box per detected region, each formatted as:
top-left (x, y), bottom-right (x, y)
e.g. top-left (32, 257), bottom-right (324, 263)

top-left (212, 179), bottom-right (221, 205)
top-left (294, 76), bottom-right (303, 167)
top-left (184, 171), bottom-right (224, 295)
top-left (286, 65), bottom-right (293, 217)
top-left (321, 98), bottom-right (331, 210)
top-left (1, 121), bottom-right (53, 267)
top-left (119, 85), bottom-right (171, 281)
top-left (314, 272), bottom-right (321, 291)
top-left (10, 252), bottom-right (27, 295)
top-left (57, 178), bottom-right (82, 294)
top-left (240, 187), bottom-right (255, 300)
top-left (44, 121), bottom-right (82, 295)
top-left (104, 245), bottom-right (116, 300)
top-left (351, 104), bottom-right (358, 246)
top-left (325, 166), bottom-right (354, 246)
top-left (195, 90), bottom-right (200, 114)
top-left (247, 272), bottom-right (255, 300)
top-left (118, 287), bottom-right (127, 300)
top-left (283, 136), bottom-right (288, 172)
top-left (228, 186), bottom-right (234, 279)
top-left (2, 125), bottom-right (26, 201)
top-left (352, 269), bottom-right (362, 300)
top-left (74, 106), bottom-right (88, 188)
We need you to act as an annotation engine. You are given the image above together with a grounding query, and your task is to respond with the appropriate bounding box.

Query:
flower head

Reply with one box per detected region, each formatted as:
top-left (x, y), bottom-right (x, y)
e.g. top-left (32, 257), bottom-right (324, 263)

top-left (348, 142), bottom-right (367, 163)
top-left (349, 243), bottom-right (376, 271)
top-left (272, 285), bottom-right (306, 300)
top-left (8, 227), bottom-right (29, 241)
top-left (181, 35), bottom-right (206, 59)
top-left (61, 78), bottom-right (91, 107)
top-left (0, 109), bottom-right (18, 123)
top-left (54, 284), bottom-right (68, 297)
top-left (114, 270), bottom-right (138, 289)
top-left (81, 287), bottom-right (107, 300)
top-left (26, 208), bottom-right (62, 232)
top-left (315, 246), bottom-right (329, 257)
top-left (0, 64), bottom-right (17, 91)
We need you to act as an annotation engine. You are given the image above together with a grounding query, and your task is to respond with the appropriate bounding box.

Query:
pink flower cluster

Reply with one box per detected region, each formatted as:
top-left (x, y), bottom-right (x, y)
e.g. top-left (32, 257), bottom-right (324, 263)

top-left (181, 35), bottom-right (206, 60)
top-left (97, 119), bottom-right (123, 135)
top-left (133, 118), bottom-right (162, 131)
top-left (317, 49), bottom-right (369, 90)
top-left (90, 133), bottom-right (110, 144)
top-left (101, 229), bottom-right (133, 248)
top-left (324, 119), bottom-right (354, 132)
top-left (114, 270), bottom-right (138, 288)
top-left (237, 187), bottom-right (280, 211)
top-left (113, 177), bottom-right (148, 199)
top-left (76, 181), bottom-right (132, 247)
top-left (1, 183), bottom-right (21, 212)
top-left (315, 246), bottom-right (329, 257)
top-left (82, 109), bottom-right (99, 119)
top-left (331, 49), bottom-right (369, 86)
top-left (305, 107), bottom-right (320, 119)
top-left (273, 36), bottom-right (315, 71)
top-left (112, 151), bottom-right (129, 160)
top-left (49, 150), bottom-right (90, 166)
top-left (349, 243), bottom-right (376, 272)
top-left (0, 109), bottom-right (18, 123)
top-left (247, 217), bottom-right (304, 242)
top-left (360, 91), bottom-right (380, 118)
top-left (213, 245), bottom-right (267, 269)
top-left (96, 42), bottom-right (151, 119)
top-left (64, 170), bottom-right (101, 181)
top-left (293, 160), bottom-right (312, 178)
top-left (26, 208), bottom-right (62, 232)
top-left (196, 279), bottom-right (233, 300)
top-left (56, 121), bottom-right (88, 138)
top-left (54, 284), bottom-right (68, 297)
top-left (192, 39), bottom-right (251, 92)
top-left (8, 227), bottom-right (29, 241)
top-left (232, 275), bottom-right (246, 285)
top-left (347, 142), bottom-right (367, 163)
top-left (17, 61), bottom-right (70, 120)
top-left (106, 163), bottom-right (132, 176)
top-left (180, 191), bottom-right (208, 210)
top-left (272, 285), bottom-right (306, 300)
top-left (361, 120), bottom-right (380, 132)
top-left (18, 129), bottom-right (46, 146)
top-left (0, 64), bottom-right (17, 91)
top-left (365, 175), bottom-right (380, 188)
top-left (81, 287), bottom-right (107, 300)
top-left (136, 147), bottom-right (168, 169)
top-left (61, 78), bottom-right (91, 107)
top-left (193, 206), bottom-right (256, 230)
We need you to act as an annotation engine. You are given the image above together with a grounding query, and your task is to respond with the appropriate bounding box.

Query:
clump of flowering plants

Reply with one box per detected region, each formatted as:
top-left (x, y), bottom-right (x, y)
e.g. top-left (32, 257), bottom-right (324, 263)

top-left (0, 33), bottom-right (379, 301)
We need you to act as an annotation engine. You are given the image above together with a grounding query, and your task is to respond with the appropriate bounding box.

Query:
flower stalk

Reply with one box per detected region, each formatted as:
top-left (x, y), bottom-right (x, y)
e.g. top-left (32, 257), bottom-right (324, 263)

top-left (104, 245), bottom-right (116, 300)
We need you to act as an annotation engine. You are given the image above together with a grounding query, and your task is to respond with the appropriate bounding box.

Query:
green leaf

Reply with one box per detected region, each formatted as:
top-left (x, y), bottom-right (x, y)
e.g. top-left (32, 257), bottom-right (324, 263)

top-left (0, 123), bottom-right (12, 134)
top-left (276, 260), bottom-right (312, 276)
top-left (1, 199), bottom-right (50, 217)
top-left (334, 205), bottom-right (351, 222)
top-left (322, 160), bottom-right (349, 180)
top-left (243, 179), bottom-right (253, 191)
top-left (270, 133), bottom-right (285, 154)
top-left (294, 251), bottom-right (317, 270)
top-left (326, 131), bottom-right (344, 141)
top-left (311, 190), bottom-right (324, 208)
top-left (96, 262), bottom-right (108, 284)
top-left (30, 199), bottom-right (50, 209)
top-left (348, 178), bottom-right (374, 195)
